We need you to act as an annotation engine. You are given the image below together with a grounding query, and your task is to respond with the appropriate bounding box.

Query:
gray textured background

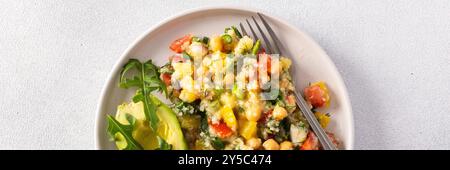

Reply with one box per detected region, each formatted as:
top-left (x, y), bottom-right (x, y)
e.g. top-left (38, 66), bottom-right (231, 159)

top-left (1, 0), bottom-right (449, 149)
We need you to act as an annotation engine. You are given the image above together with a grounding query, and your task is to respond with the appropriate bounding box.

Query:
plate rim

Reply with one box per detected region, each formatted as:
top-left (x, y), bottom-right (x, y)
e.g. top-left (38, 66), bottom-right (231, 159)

top-left (95, 5), bottom-right (354, 150)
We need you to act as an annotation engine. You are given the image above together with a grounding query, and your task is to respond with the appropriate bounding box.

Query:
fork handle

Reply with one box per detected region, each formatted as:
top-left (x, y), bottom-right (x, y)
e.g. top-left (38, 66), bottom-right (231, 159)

top-left (293, 91), bottom-right (337, 150)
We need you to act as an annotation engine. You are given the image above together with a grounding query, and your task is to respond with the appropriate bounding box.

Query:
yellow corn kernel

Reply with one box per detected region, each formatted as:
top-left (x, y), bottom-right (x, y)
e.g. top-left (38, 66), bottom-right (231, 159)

top-left (239, 120), bottom-right (257, 140)
top-left (179, 89), bottom-right (198, 103)
top-left (272, 104), bottom-right (288, 121)
top-left (314, 112), bottom-right (330, 128)
top-left (221, 105), bottom-right (237, 131)
top-left (209, 35), bottom-right (223, 52)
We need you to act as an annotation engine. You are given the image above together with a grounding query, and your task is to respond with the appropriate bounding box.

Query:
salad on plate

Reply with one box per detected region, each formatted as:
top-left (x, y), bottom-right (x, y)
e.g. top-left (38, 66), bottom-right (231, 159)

top-left (106, 26), bottom-right (339, 150)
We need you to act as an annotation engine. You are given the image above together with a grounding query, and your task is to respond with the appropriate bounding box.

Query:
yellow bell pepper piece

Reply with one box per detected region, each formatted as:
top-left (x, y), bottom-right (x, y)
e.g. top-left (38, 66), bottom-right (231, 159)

top-left (239, 119), bottom-right (257, 140)
top-left (314, 112), bottom-right (330, 128)
top-left (221, 105), bottom-right (237, 131)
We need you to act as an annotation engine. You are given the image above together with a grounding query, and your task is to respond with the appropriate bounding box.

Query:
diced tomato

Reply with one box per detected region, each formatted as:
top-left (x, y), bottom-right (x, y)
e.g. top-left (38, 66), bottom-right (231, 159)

top-left (209, 120), bottom-right (233, 138)
top-left (300, 132), bottom-right (319, 150)
top-left (303, 82), bottom-right (330, 108)
top-left (169, 34), bottom-right (192, 53)
top-left (258, 109), bottom-right (273, 123)
top-left (160, 73), bottom-right (172, 86)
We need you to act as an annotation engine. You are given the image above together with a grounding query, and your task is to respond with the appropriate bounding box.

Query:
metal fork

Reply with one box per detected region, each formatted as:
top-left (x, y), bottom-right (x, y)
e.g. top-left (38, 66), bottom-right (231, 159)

top-left (239, 13), bottom-right (337, 150)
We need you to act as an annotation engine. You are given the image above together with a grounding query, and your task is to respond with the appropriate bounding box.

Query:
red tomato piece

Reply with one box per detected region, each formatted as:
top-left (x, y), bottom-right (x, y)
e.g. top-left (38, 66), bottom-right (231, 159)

top-left (209, 120), bottom-right (233, 138)
top-left (169, 34), bottom-right (192, 53)
top-left (160, 73), bottom-right (172, 86)
top-left (300, 132), bottom-right (319, 150)
top-left (303, 83), bottom-right (329, 108)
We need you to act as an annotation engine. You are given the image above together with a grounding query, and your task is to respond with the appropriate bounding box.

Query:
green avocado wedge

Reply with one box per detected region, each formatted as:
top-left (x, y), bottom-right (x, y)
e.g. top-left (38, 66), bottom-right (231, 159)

top-left (113, 94), bottom-right (188, 150)
top-left (150, 94), bottom-right (188, 150)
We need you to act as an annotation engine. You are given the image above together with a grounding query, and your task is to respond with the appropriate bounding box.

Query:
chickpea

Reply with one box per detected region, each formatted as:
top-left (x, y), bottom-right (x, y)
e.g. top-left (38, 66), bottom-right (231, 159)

top-left (209, 35), bottom-right (223, 52)
top-left (272, 105), bottom-right (288, 121)
top-left (262, 139), bottom-right (280, 150)
top-left (245, 106), bottom-right (261, 122)
top-left (246, 138), bottom-right (262, 150)
top-left (280, 141), bottom-right (294, 150)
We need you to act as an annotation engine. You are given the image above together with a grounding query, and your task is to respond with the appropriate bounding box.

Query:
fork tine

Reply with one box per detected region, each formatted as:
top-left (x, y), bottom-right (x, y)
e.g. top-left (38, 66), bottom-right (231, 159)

top-left (246, 19), bottom-right (269, 54)
top-left (251, 16), bottom-right (274, 54)
top-left (256, 13), bottom-right (284, 55)
top-left (252, 13), bottom-right (337, 150)
top-left (239, 23), bottom-right (248, 36)
top-left (245, 19), bottom-right (259, 42)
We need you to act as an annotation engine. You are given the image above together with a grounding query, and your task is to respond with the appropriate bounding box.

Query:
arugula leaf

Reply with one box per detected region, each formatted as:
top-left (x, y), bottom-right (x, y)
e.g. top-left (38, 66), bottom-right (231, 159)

top-left (119, 59), bottom-right (168, 96)
top-left (118, 59), bottom-right (168, 131)
top-left (119, 59), bottom-right (142, 89)
top-left (106, 115), bottom-right (143, 150)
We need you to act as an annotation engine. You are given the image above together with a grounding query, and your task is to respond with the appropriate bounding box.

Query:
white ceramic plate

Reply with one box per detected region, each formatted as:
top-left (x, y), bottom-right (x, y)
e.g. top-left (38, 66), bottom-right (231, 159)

top-left (96, 6), bottom-right (354, 150)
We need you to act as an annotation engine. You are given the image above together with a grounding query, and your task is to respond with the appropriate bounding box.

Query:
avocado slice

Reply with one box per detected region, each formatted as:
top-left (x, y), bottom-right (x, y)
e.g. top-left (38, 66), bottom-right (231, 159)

top-left (115, 94), bottom-right (188, 150)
